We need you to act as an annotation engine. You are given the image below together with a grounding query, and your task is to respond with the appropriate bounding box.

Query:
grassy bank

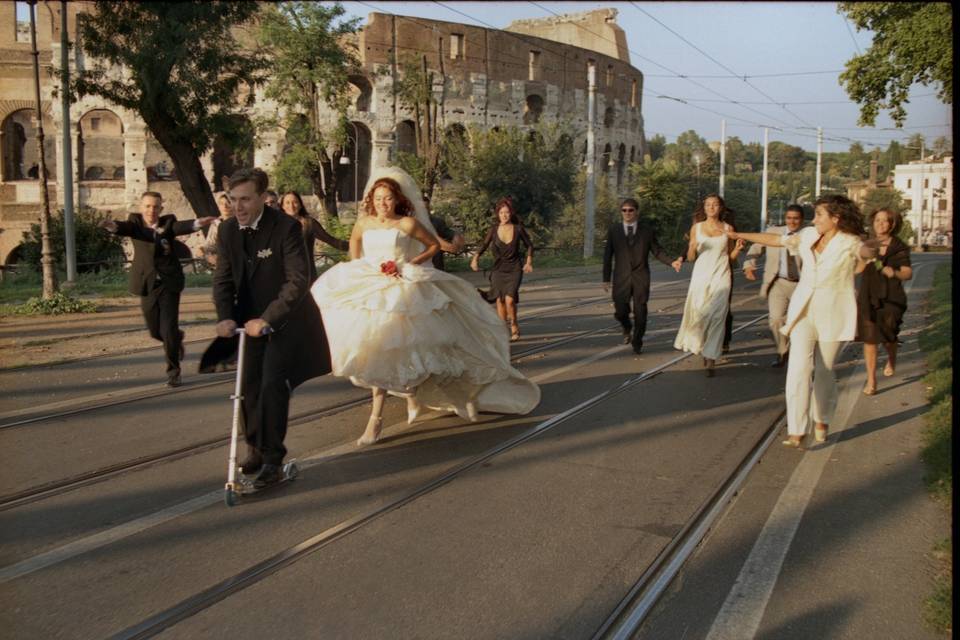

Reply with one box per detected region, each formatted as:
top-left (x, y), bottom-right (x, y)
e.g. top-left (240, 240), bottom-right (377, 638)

top-left (0, 268), bottom-right (213, 314)
top-left (918, 263), bottom-right (952, 634)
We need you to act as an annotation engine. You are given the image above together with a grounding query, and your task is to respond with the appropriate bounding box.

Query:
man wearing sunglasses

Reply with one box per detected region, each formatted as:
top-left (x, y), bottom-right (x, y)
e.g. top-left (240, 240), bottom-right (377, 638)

top-left (602, 198), bottom-right (684, 354)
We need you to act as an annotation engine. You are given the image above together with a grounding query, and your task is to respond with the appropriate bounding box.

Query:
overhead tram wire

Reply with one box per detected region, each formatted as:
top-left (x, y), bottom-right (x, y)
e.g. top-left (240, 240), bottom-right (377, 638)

top-left (524, 0), bottom-right (799, 131)
top-left (645, 69), bottom-right (845, 79)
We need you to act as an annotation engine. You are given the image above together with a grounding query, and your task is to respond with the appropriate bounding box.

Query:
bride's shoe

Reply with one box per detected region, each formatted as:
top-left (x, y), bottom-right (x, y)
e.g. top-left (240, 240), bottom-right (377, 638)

top-left (356, 416), bottom-right (383, 446)
top-left (465, 401), bottom-right (479, 423)
top-left (407, 396), bottom-right (423, 425)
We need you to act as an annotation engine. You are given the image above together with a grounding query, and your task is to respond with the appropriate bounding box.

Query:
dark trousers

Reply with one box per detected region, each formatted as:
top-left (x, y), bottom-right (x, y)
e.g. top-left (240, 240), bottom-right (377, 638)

top-left (614, 290), bottom-right (648, 349)
top-left (140, 285), bottom-right (182, 376)
top-left (240, 335), bottom-right (291, 465)
top-left (723, 271), bottom-right (734, 348)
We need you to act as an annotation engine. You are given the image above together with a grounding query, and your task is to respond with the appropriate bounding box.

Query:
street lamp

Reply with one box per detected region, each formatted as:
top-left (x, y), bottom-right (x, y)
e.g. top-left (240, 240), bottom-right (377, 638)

top-left (692, 152), bottom-right (702, 201)
top-left (339, 122), bottom-right (361, 202)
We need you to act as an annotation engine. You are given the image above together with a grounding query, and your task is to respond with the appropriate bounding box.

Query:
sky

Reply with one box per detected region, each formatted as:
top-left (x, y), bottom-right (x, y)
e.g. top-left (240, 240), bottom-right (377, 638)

top-left (338, 1), bottom-right (953, 153)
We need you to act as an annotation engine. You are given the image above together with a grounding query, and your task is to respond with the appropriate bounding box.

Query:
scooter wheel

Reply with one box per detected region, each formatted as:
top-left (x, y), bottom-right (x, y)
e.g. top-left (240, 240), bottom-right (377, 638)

top-left (225, 488), bottom-right (239, 507)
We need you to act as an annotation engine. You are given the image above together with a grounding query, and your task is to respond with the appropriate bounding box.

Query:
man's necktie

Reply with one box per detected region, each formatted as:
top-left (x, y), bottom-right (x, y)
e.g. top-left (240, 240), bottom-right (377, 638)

top-left (626, 225), bottom-right (635, 244)
top-left (785, 231), bottom-right (799, 280)
top-left (242, 227), bottom-right (257, 258)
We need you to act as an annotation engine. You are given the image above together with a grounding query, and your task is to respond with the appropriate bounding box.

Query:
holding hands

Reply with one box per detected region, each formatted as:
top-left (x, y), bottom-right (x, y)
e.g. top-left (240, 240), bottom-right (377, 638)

top-left (670, 257), bottom-right (683, 272)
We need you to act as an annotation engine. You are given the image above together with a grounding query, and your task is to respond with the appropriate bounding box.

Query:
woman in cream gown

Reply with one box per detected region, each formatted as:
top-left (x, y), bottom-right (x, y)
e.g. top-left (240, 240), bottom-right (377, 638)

top-left (310, 167), bottom-right (540, 445)
top-left (673, 194), bottom-right (744, 375)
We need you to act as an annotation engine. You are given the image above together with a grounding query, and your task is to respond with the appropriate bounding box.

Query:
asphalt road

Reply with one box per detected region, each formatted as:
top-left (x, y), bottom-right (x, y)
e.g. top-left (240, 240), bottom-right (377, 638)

top-left (0, 255), bottom-right (947, 639)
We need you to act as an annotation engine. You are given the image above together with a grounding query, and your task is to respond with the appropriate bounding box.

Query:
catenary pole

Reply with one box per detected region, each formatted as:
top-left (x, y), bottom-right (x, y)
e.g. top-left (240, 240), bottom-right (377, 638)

top-left (815, 126), bottom-right (822, 198)
top-left (60, 0), bottom-right (76, 282)
top-left (760, 127), bottom-right (769, 231)
top-left (583, 62), bottom-right (596, 259)
top-left (718, 119), bottom-right (725, 197)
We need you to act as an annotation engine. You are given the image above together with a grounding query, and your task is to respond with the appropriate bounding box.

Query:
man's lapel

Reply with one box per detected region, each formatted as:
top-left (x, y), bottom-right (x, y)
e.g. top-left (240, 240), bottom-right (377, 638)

top-left (249, 208), bottom-right (276, 278)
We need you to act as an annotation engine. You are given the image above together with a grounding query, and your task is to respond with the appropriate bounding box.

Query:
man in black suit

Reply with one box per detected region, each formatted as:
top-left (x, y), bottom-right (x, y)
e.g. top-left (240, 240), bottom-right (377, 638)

top-left (213, 168), bottom-right (331, 489)
top-left (602, 198), bottom-right (684, 354)
top-left (100, 192), bottom-right (214, 386)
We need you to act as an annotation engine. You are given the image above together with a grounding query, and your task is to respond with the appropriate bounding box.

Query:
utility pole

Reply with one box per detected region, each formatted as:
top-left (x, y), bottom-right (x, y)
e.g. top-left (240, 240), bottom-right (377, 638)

top-left (760, 127), bottom-right (769, 231)
top-left (917, 139), bottom-right (925, 249)
top-left (60, 0), bottom-right (77, 283)
top-left (718, 119), bottom-right (726, 197)
top-left (815, 126), bottom-right (822, 198)
top-left (29, 0), bottom-right (58, 298)
top-left (583, 61), bottom-right (596, 259)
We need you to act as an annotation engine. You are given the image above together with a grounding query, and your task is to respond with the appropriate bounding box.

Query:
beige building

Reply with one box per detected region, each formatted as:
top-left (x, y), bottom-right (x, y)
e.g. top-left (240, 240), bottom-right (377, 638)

top-left (891, 155), bottom-right (953, 247)
top-left (0, 4), bottom-right (647, 268)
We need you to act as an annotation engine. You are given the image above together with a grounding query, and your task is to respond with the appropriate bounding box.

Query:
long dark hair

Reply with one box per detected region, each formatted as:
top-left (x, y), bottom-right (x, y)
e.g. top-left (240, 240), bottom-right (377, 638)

top-left (362, 178), bottom-right (415, 217)
top-left (281, 191), bottom-right (308, 218)
top-left (815, 194), bottom-right (865, 236)
top-left (492, 196), bottom-right (521, 225)
top-left (692, 193), bottom-right (732, 224)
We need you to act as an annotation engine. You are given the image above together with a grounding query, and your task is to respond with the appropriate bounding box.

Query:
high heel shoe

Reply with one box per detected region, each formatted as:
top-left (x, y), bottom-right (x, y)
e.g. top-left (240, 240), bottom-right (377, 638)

top-left (814, 425), bottom-right (829, 443)
top-left (883, 362), bottom-right (895, 377)
top-left (407, 397), bottom-right (422, 425)
top-left (465, 401), bottom-right (478, 423)
top-left (510, 323), bottom-right (520, 342)
top-left (357, 416), bottom-right (383, 446)
top-left (781, 437), bottom-right (803, 449)
top-left (863, 383), bottom-right (877, 396)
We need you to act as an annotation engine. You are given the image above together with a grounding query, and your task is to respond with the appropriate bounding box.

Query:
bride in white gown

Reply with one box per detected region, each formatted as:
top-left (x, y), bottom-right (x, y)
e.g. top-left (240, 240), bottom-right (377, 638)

top-left (310, 167), bottom-right (540, 445)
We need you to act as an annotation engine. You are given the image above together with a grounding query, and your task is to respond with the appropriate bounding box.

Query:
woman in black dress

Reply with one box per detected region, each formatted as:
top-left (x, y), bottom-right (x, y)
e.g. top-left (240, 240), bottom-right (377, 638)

top-left (856, 208), bottom-right (913, 395)
top-left (470, 197), bottom-right (534, 342)
top-left (280, 190), bottom-right (349, 282)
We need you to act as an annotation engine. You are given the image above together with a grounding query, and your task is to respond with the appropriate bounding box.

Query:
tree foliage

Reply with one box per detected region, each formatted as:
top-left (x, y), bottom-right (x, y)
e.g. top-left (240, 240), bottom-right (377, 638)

top-left (435, 125), bottom-right (578, 244)
top-left (20, 208), bottom-right (125, 272)
top-left (629, 159), bottom-right (696, 255)
top-left (258, 1), bottom-right (360, 218)
top-left (73, 1), bottom-right (266, 218)
top-left (838, 2), bottom-right (953, 126)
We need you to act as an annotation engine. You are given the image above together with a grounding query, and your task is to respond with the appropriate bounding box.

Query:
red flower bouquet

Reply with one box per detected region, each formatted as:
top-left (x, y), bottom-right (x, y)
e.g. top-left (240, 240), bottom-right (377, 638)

top-left (380, 260), bottom-right (400, 278)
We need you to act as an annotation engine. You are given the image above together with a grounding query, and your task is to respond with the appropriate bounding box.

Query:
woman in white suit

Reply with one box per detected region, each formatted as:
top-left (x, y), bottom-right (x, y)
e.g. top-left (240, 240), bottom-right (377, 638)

top-left (729, 195), bottom-right (878, 447)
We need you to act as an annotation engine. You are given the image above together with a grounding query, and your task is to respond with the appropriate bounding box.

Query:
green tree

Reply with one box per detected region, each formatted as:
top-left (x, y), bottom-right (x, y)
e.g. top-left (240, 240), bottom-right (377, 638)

top-left (259, 2), bottom-right (360, 218)
top-left (629, 159), bottom-right (695, 254)
top-left (20, 207), bottom-right (125, 272)
top-left (437, 124), bottom-right (578, 244)
top-left (73, 2), bottom-right (266, 219)
top-left (645, 134), bottom-right (667, 163)
top-left (838, 2), bottom-right (952, 126)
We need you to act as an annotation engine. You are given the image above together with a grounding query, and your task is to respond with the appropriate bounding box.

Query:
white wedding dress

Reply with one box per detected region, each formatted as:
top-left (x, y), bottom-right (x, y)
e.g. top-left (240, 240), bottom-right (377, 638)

top-left (673, 222), bottom-right (732, 360)
top-left (310, 227), bottom-right (540, 419)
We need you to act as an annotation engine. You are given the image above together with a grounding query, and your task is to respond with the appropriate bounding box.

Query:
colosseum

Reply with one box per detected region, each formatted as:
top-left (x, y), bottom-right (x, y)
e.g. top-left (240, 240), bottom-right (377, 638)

top-left (0, 3), bottom-right (646, 268)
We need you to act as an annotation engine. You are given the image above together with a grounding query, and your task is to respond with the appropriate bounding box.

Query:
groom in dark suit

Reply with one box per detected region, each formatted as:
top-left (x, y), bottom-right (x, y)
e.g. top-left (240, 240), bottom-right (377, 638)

top-left (100, 192), bottom-right (215, 386)
top-left (602, 198), bottom-right (684, 354)
top-left (213, 168), bottom-right (331, 489)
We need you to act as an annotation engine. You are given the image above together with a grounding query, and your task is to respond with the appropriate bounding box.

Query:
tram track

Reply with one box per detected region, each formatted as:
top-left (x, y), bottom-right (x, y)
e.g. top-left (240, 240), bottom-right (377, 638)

top-left (0, 294), bottom-right (643, 511)
top-left (0, 284), bottom-right (758, 511)
top-left (106, 312), bottom-right (771, 640)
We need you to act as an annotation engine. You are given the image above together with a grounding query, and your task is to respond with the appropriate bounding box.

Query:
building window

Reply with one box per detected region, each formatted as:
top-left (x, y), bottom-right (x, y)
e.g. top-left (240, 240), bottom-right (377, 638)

top-left (924, 178), bottom-right (929, 188)
top-left (78, 109), bottom-right (125, 181)
top-left (903, 199), bottom-right (912, 210)
top-left (907, 179), bottom-right (912, 188)
top-left (606, 65), bottom-right (614, 87)
top-left (450, 33), bottom-right (464, 60)
top-left (15, 1), bottom-right (31, 43)
top-left (523, 95), bottom-right (544, 125)
top-left (630, 79), bottom-right (638, 108)
top-left (942, 177), bottom-right (947, 188)
top-left (529, 50), bottom-right (541, 82)
top-left (922, 200), bottom-right (928, 211)
top-left (939, 199), bottom-right (948, 211)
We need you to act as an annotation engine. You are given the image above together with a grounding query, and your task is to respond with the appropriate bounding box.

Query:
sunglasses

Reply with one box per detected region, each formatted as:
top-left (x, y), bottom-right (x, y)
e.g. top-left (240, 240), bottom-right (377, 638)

top-left (621, 208), bottom-right (636, 212)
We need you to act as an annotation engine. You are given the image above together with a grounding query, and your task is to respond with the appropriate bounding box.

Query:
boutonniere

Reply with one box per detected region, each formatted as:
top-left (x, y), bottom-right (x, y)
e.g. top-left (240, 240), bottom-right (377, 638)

top-left (257, 248), bottom-right (273, 259)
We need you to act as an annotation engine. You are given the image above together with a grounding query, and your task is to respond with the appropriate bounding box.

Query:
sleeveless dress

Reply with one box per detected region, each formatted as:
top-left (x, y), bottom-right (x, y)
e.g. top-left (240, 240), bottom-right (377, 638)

top-left (310, 227), bottom-right (540, 418)
top-left (673, 222), bottom-right (733, 360)
top-left (476, 225), bottom-right (534, 302)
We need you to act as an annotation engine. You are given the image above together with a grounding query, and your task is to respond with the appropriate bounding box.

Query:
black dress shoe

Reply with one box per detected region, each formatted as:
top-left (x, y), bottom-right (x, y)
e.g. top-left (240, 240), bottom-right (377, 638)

top-left (166, 373), bottom-right (182, 388)
top-left (240, 453), bottom-right (263, 475)
top-left (622, 331), bottom-right (632, 345)
top-left (252, 464), bottom-right (282, 490)
top-left (771, 354), bottom-right (787, 368)
top-left (632, 343), bottom-right (643, 354)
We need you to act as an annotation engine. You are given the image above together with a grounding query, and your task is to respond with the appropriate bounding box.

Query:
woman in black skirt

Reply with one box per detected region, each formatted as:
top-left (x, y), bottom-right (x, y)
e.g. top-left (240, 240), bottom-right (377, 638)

top-left (857, 208), bottom-right (913, 395)
top-left (280, 190), bottom-right (349, 282)
top-left (471, 197), bottom-right (534, 342)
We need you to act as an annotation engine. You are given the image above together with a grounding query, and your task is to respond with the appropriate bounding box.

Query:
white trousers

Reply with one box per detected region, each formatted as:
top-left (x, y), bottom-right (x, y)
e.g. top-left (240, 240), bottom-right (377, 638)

top-left (767, 278), bottom-right (797, 355)
top-left (785, 311), bottom-right (843, 436)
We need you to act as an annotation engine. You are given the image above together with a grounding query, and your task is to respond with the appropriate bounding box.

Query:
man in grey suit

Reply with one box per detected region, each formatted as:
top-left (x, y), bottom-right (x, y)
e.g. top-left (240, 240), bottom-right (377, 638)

top-left (743, 204), bottom-right (804, 367)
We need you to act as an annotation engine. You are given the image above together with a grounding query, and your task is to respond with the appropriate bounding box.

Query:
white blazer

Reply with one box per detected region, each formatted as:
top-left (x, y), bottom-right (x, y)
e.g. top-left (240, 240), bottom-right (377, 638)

top-left (781, 226), bottom-right (863, 341)
top-left (743, 225), bottom-right (802, 298)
